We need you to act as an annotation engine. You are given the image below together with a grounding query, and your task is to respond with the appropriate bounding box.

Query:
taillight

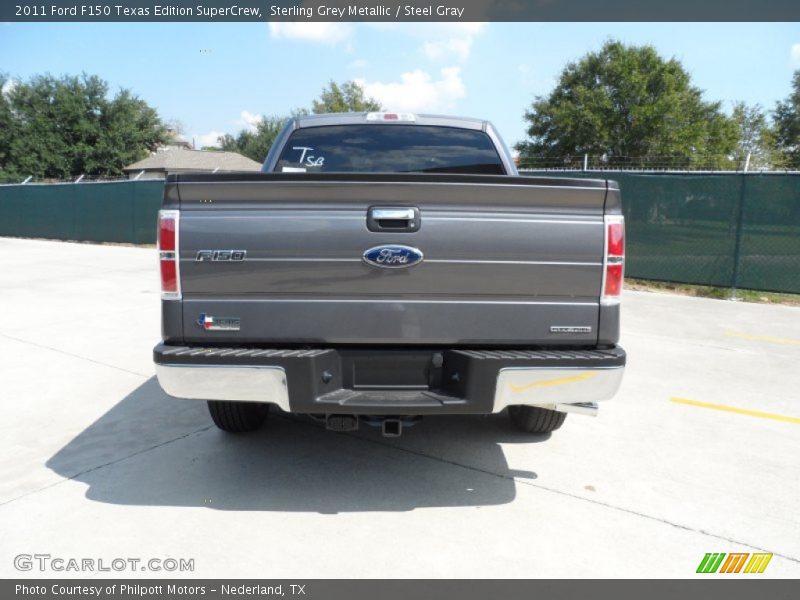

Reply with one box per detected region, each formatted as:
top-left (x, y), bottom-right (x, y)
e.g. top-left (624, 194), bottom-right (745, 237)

top-left (602, 215), bottom-right (625, 302)
top-left (158, 210), bottom-right (181, 300)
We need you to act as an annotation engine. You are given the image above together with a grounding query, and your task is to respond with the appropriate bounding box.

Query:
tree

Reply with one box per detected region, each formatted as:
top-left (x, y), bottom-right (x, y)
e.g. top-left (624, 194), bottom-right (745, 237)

top-left (731, 102), bottom-right (781, 170)
top-left (217, 81), bottom-right (380, 163)
top-left (311, 80), bottom-right (382, 114)
top-left (218, 115), bottom-right (288, 162)
top-left (0, 73), bottom-right (168, 180)
top-left (515, 41), bottom-right (738, 169)
top-left (0, 74), bottom-right (20, 182)
top-left (773, 70), bottom-right (800, 169)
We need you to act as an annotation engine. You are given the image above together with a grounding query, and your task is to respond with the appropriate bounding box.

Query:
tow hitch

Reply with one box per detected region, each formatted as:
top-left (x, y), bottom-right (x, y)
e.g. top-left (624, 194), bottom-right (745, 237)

top-left (323, 415), bottom-right (421, 437)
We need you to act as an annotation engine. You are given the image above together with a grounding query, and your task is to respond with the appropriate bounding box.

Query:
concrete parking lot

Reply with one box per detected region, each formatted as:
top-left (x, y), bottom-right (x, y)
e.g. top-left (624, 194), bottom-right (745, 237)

top-left (0, 237), bottom-right (798, 578)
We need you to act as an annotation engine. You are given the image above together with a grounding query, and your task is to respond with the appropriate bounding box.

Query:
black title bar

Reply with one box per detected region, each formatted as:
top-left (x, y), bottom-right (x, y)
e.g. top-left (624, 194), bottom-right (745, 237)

top-left (3, 0), bottom-right (800, 22)
top-left (5, 580), bottom-right (800, 600)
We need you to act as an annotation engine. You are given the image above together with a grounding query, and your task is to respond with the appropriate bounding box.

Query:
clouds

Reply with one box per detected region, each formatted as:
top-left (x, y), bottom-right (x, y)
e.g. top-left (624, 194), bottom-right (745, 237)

top-left (236, 110), bottom-right (263, 131)
top-left (194, 109), bottom-right (263, 148)
top-left (356, 67), bottom-right (466, 112)
top-left (267, 22), bottom-right (353, 45)
top-left (194, 130), bottom-right (226, 149)
top-left (414, 23), bottom-right (487, 62)
top-left (266, 22), bottom-right (486, 113)
top-left (792, 43), bottom-right (800, 66)
top-left (267, 21), bottom-right (486, 63)
top-left (347, 58), bottom-right (369, 70)
top-left (423, 38), bottom-right (473, 62)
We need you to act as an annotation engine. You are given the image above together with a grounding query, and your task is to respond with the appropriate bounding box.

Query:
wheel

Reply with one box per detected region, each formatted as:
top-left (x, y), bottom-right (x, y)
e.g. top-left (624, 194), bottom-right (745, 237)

top-left (207, 401), bottom-right (269, 433)
top-left (508, 406), bottom-right (567, 433)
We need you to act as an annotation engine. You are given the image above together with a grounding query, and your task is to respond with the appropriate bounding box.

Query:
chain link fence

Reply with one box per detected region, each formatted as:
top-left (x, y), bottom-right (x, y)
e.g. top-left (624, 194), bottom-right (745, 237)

top-left (521, 170), bottom-right (800, 294)
top-left (516, 154), bottom-right (791, 172)
top-left (0, 179), bottom-right (163, 244)
top-left (1, 171), bottom-right (799, 294)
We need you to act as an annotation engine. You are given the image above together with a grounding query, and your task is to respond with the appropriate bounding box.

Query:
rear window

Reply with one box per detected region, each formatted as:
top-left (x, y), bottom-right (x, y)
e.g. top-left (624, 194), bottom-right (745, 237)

top-left (275, 124), bottom-right (505, 174)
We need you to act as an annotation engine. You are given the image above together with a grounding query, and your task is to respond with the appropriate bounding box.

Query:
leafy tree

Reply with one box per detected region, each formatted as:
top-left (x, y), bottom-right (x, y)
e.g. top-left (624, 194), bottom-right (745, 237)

top-left (0, 73), bottom-right (167, 180)
top-left (730, 102), bottom-right (781, 170)
top-left (311, 80), bottom-right (382, 114)
top-left (515, 41), bottom-right (738, 169)
top-left (0, 73), bottom-right (20, 182)
top-left (218, 115), bottom-right (287, 162)
top-left (218, 81), bottom-right (380, 163)
top-left (773, 70), bottom-right (800, 169)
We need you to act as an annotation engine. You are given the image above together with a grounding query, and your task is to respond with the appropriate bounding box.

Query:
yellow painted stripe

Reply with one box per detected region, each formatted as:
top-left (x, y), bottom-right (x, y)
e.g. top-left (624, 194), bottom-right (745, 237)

top-left (671, 397), bottom-right (800, 425)
top-left (758, 554), bottom-right (773, 573)
top-left (744, 554), bottom-right (759, 574)
top-left (510, 371), bottom-right (597, 394)
top-left (725, 331), bottom-right (800, 346)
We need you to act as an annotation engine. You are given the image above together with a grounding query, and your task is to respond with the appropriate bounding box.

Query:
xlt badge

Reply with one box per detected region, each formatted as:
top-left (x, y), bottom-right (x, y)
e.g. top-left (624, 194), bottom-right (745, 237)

top-left (550, 326), bottom-right (592, 333)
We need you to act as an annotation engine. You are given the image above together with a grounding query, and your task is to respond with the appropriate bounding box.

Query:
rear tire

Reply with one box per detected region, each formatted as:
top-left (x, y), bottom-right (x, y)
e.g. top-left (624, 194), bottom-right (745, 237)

top-left (508, 406), bottom-right (566, 434)
top-left (207, 401), bottom-right (269, 433)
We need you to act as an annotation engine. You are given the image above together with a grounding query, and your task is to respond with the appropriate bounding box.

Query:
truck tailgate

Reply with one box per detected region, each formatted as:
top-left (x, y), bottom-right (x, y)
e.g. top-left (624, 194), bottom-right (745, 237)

top-left (172, 173), bottom-right (609, 346)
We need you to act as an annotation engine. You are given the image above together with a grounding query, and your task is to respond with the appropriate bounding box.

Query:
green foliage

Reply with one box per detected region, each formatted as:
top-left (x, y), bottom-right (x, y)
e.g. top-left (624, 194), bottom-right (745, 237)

top-left (515, 41), bottom-right (738, 169)
top-left (773, 70), bottom-right (800, 169)
top-left (311, 80), bottom-right (382, 114)
top-left (216, 80), bottom-right (380, 164)
top-left (218, 115), bottom-right (288, 162)
top-left (0, 74), bottom-right (19, 182)
top-left (0, 73), bottom-right (167, 181)
top-left (731, 102), bottom-right (782, 170)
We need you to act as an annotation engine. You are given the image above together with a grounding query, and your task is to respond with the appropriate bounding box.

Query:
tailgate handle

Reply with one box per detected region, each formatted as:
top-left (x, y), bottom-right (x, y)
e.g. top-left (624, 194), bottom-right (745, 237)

top-left (367, 206), bottom-right (421, 233)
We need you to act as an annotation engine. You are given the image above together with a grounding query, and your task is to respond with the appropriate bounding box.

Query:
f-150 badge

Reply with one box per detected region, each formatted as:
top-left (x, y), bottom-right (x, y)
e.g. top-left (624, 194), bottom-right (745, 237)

top-left (362, 245), bottom-right (424, 269)
top-left (197, 313), bottom-right (241, 331)
top-left (196, 250), bottom-right (246, 262)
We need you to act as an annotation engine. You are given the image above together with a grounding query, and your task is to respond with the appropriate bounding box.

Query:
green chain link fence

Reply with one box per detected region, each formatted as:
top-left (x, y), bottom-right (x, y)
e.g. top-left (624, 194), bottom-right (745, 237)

top-left (522, 172), bottom-right (800, 294)
top-left (0, 180), bottom-right (163, 244)
top-left (1, 174), bottom-right (799, 293)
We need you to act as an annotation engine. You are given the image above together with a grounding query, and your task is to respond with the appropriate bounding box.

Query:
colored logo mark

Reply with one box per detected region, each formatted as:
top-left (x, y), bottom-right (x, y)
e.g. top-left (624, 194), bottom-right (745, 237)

top-left (696, 552), bottom-right (772, 574)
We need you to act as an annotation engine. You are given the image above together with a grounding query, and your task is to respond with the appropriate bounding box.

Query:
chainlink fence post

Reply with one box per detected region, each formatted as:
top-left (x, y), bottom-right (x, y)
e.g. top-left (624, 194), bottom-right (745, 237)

top-left (730, 174), bottom-right (747, 301)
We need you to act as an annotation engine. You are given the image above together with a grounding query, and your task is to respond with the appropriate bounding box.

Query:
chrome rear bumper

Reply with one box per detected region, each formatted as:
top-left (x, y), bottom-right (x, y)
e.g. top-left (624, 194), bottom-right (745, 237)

top-left (154, 344), bottom-right (626, 416)
top-left (155, 363), bottom-right (291, 411)
top-left (493, 366), bottom-right (625, 416)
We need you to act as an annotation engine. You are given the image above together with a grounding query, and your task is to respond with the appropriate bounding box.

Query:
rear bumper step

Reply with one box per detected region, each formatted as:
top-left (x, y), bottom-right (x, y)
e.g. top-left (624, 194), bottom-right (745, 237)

top-left (154, 344), bottom-right (625, 416)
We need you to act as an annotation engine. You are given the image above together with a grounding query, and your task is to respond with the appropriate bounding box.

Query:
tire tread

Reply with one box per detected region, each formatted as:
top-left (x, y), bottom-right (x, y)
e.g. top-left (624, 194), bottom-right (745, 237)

top-left (508, 405), bottom-right (567, 434)
top-left (207, 401), bottom-right (268, 433)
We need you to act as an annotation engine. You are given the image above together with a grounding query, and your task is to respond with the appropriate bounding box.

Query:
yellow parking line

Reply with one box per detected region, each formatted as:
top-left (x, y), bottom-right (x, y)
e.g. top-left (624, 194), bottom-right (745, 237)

top-left (671, 397), bottom-right (800, 425)
top-left (724, 331), bottom-right (800, 346)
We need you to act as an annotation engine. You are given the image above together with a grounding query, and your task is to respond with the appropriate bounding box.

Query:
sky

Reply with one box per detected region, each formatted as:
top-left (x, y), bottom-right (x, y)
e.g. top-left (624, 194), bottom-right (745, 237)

top-left (1, 22), bottom-right (799, 151)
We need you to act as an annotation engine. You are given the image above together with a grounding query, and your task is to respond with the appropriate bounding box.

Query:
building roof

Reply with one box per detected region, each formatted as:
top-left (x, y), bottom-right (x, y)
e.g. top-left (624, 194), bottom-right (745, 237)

top-left (123, 148), bottom-right (262, 173)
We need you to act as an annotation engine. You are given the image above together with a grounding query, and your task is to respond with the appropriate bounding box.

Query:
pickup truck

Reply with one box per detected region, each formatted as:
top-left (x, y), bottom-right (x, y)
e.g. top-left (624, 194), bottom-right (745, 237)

top-left (154, 112), bottom-right (626, 438)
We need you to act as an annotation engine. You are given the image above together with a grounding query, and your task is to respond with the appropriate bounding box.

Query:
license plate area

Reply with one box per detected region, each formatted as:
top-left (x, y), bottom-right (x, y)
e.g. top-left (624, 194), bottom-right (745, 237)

top-left (342, 350), bottom-right (442, 390)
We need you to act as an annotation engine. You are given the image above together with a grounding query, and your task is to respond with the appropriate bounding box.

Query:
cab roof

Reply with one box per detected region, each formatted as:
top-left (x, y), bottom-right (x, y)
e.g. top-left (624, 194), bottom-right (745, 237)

top-left (293, 112), bottom-right (488, 131)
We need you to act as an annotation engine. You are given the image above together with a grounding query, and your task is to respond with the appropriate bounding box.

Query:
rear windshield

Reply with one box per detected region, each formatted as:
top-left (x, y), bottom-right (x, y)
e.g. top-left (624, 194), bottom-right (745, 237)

top-left (275, 124), bottom-right (505, 175)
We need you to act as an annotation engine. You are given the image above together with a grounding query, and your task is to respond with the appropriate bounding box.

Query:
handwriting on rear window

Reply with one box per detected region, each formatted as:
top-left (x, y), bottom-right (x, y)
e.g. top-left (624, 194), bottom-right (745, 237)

top-left (293, 146), bottom-right (325, 167)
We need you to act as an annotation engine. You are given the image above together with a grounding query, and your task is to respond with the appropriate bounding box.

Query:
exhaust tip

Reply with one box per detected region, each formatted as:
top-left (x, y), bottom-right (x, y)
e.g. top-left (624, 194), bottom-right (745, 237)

top-left (326, 414), bottom-right (359, 432)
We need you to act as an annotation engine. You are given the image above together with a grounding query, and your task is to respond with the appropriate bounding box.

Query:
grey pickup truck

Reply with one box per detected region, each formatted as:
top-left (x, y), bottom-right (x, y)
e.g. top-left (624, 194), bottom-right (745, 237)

top-left (154, 112), bottom-right (626, 437)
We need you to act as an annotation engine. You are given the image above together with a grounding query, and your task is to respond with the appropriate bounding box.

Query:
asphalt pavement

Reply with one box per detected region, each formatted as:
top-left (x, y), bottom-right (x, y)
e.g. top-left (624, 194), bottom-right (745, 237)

top-left (1, 238), bottom-right (798, 578)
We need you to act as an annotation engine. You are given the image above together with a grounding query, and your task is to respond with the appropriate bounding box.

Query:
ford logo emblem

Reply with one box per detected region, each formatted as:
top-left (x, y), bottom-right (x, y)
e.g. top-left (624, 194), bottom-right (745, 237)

top-left (362, 245), bottom-right (424, 269)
